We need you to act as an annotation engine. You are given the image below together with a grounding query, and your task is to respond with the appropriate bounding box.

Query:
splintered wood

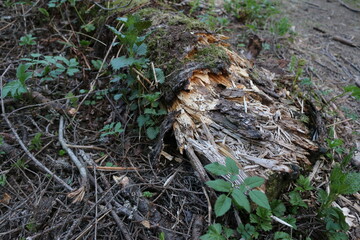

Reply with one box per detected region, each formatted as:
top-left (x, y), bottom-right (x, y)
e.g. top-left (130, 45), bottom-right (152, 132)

top-left (168, 34), bottom-right (318, 184)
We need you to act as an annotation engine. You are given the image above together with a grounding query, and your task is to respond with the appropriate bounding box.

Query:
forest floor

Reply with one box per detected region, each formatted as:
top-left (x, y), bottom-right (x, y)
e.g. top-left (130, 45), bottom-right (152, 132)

top-left (0, 0), bottom-right (359, 239)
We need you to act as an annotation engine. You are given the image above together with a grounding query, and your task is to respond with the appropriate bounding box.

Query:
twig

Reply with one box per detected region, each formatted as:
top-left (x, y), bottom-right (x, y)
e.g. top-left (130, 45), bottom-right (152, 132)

top-left (59, 116), bottom-right (88, 202)
top-left (66, 144), bottom-right (106, 151)
top-left (332, 35), bottom-right (357, 48)
top-left (86, 166), bottom-right (138, 171)
top-left (202, 186), bottom-right (212, 225)
top-left (0, 66), bottom-right (73, 192)
top-left (338, 0), bottom-right (360, 13)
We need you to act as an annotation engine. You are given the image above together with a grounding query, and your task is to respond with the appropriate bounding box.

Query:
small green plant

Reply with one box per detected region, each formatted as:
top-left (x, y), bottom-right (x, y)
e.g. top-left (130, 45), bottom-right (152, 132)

top-left (22, 54), bottom-right (80, 82)
top-left (201, 157), bottom-right (274, 239)
top-left (142, 191), bottom-right (154, 198)
top-left (0, 136), bottom-right (5, 156)
top-left (158, 232), bottom-right (166, 240)
top-left (344, 85), bottom-right (360, 100)
top-left (26, 220), bottom-right (37, 232)
top-left (19, 34), bottom-right (37, 46)
top-left (271, 17), bottom-right (292, 36)
top-left (29, 133), bottom-right (43, 151)
top-left (58, 149), bottom-right (67, 156)
top-left (0, 174), bottom-right (6, 186)
top-left (317, 164), bottom-right (359, 239)
top-left (2, 64), bottom-right (31, 98)
top-left (108, 15), bottom-right (167, 140)
top-left (224, 0), bottom-right (278, 27)
top-left (100, 122), bottom-right (124, 137)
top-left (12, 159), bottom-right (28, 169)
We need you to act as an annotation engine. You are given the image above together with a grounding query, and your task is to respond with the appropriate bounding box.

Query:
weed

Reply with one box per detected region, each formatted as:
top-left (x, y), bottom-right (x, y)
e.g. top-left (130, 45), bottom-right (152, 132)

top-left (2, 64), bottom-right (30, 98)
top-left (0, 174), bottom-right (6, 186)
top-left (224, 0), bottom-right (278, 27)
top-left (19, 34), bottom-right (37, 46)
top-left (271, 17), bottom-right (292, 36)
top-left (29, 133), bottom-right (43, 151)
top-left (100, 122), bottom-right (124, 138)
top-left (0, 136), bottom-right (5, 156)
top-left (12, 159), bottom-right (28, 169)
top-left (22, 54), bottom-right (80, 82)
top-left (58, 149), bottom-right (67, 156)
top-left (108, 15), bottom-right (167, 139)
top-left (142, 191), bottom-right (154, 198)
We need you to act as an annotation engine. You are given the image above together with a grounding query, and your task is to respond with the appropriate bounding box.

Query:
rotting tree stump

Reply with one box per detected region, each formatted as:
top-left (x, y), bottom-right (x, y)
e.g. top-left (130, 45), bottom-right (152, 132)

top-left (143, 8), bottom-right (322, 198)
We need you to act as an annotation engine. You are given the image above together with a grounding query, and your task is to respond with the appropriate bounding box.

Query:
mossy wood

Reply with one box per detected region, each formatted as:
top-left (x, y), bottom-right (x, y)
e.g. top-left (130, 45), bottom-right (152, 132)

top-left (142, 8), bottom-right (320, 196)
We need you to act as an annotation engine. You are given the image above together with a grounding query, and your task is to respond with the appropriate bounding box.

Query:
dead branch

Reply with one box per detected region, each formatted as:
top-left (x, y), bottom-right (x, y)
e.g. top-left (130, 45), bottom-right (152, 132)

top-left (59, 116), bottom-right (88, 202)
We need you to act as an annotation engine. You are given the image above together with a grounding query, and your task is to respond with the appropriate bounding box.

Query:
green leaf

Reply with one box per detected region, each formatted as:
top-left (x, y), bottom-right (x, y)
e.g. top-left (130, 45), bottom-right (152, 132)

top-left (200, 223), bottom-right (226, 240)
top-left (317, 189), bottom-right (328, 204)
top-left (249, 190), bottom-right (270, 210)
top-left (270, 200), bottom-right (286, 217)
top-left (204, 162), bottom-right (228, 176)
top-left (133, 43), bottom-right (147, 56)
top-left (134, 20), bottom-right (152, 32)
top-left (111, 56), bottom-right (137, 70)
top-left (343, 172), bottom-right (360, 194)
top-left (237, 224), bottom-right (258, 240)
top-left (274, 231), bottom-right (291, 240)
top-left (231, 188), bottom-right (251, 212)
top-left (38, 7), bottom-right (49, 17)
top-left (2, 80), bottom-right (27, 98)
top-left (16, 64), bottom-right (32, 83)
top-left (244, 176), bottom-right (265, 189)
top-left (214, 194), bottom-right (232, 217)
top-left (206, 179), bottom-right (232, 192)
top-left (289, 191), bottom-right (307, 208)
top-left (344, 85), bottom-right (360, 100)
top-left (66, 67), bottom-right (80, 76)
top-left (114, 94), bottom-right (123, 101)
top-left (295, 175), bottom-right (313, 192)
top-left (225, 157), bottom-right (239, 175)
top-left (146, 126), bottom-right (159, 140)
top-left (137, 115), bottom-right (150, 128)
top-left (154, 68), bottom-right (165, 84)
top-left (208, 223), bottom-right (222, 235)
top-left (81, 23), bottom-right (95, 32)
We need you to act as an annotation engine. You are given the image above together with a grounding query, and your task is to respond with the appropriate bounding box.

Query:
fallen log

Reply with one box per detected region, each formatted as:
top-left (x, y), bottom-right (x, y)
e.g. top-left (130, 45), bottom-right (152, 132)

top-left (143, 8), bottom-right (321, 197)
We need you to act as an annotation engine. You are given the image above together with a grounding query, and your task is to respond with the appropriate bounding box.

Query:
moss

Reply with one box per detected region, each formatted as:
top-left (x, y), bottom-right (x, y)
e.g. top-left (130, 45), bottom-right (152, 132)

top-left (138, 8), bottom-right (207, 31)
top-left (192, 45), bottom-right (230, 69)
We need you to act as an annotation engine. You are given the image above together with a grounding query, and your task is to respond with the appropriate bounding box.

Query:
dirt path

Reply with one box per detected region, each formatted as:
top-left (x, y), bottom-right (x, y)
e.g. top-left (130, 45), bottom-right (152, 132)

top-left (279, 0), bottom-right (360, 160)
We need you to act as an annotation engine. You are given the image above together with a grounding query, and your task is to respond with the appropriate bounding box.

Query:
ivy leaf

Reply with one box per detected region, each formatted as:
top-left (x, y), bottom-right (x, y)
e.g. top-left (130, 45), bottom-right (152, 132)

top-left (204, 162), bottom-right (228, 176)
top-left (249, 190), bottom-right (270, 210)
top-left (214, 194), bottom-right (232, 217)
top-left (231, 188), bottom-right (251, 213)
top-left (225, 157), bottom-right (239, 175)
top-left (244, 176), bottom-right (265, 189)
top-left (206, 179), bottom-right (232, 192)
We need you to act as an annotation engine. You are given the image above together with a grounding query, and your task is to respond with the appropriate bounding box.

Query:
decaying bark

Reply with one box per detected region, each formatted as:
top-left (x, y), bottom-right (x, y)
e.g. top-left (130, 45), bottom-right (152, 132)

top-left (145, 9), bottom-right (321, 194)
